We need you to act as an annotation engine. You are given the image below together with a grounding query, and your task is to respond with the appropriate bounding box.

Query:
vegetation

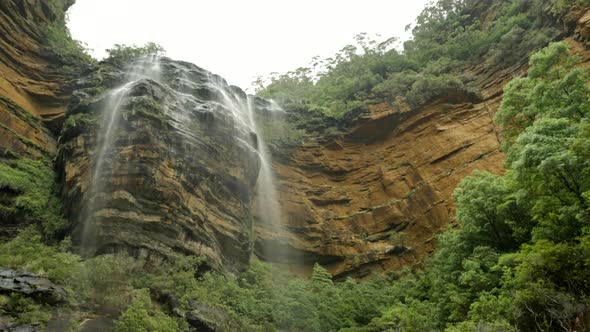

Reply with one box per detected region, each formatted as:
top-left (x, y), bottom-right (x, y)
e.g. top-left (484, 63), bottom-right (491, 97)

top-left (0, 230), bottom-right (176, 329)
top-left (256, 110), bottom-right (308, 147)
top-left (0, 293), bottom-right (52, 325)
top-left (0, 157), bottom-right (69, 239)
top-left (105, 43), bottom-right (166, 66)
top-left (114, 289), bottom-right (182, 332)
top-left (43, 2), bottom-right (167, 69)
top-left (256, 0), bottom-right (584, 119)
top-left (44, 22), bottom-right (94, 66)
top-left (3, 0), bottom-right (590, 331)
top-left (43, 0), bottom-right (94, 67)
top-left (359, 41), bottom-right (590, 331)
top-left (61, 112), bottom-right (97, 141)
top-left (46, 0), bottom-right (74, 21)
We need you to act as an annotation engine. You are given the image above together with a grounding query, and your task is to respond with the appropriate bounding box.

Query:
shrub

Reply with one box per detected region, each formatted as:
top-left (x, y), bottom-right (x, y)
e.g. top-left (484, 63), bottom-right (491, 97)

top-left (114, 289), bottom-right (181, 332)
top-left (0, 228), bottom-right (82, 285)
top-left (106, 43), bottom-right (166, 66)
top-left (3, 294), bottom-right (51, 325)
top-left (0, 157), bottom-right (69, 238)
top-left (43, 22), bottom-right (94, 66)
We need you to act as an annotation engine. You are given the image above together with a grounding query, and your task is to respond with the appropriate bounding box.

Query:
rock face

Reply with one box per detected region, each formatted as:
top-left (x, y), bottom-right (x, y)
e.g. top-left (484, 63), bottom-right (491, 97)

top-left (2, 0), bottom-right (590, 280)
top-left (0, 0), bottom-right (80, 240)
top-left (184, 300), bottom-right (240, 332)
top-left (262, 88), bottom-right (507, 278)
top-left (0, 0), bottom-right (75, 158)
top-left (0, 267), bottom-right (67, 303)
top-left (258, 11), bottom-right (590, 278)
top-left (59, 58), bottom-right (265, 270)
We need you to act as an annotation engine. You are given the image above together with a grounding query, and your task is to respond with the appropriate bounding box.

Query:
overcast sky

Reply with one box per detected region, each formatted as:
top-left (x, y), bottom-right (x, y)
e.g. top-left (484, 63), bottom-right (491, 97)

top-left (67, 0), bottom-right (430, 91)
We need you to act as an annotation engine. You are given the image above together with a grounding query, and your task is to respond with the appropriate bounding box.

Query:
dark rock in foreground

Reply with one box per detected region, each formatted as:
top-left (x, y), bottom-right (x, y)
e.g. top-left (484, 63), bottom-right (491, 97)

top-left (0, 267), bottom-right (66, 304)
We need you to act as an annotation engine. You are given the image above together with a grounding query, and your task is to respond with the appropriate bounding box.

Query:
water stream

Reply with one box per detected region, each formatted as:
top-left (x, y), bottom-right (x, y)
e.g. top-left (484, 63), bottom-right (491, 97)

top-left (80, 55), bottom-right (285, 263)
top-left (79, 56), bottom-right (161, 254)
top-left (207, 76), bottom-right (285, 261)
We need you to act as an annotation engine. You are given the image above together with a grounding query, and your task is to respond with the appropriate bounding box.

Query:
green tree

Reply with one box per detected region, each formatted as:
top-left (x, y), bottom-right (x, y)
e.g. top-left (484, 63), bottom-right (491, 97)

top-left (453, 172), bottom-right (523, 250)
top-left (310, 263), bottom-right (333, 289)
top-left (106, 43), bottom-right (166, 66)
top-left (114, 289), bottom-right (181, 332)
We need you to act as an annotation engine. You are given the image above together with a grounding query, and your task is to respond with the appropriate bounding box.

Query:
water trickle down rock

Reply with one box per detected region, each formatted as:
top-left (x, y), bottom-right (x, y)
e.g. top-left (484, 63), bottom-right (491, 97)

top-left (77, 56), bottom-right (163, 255)
top-left (205, 77), bottom-right (289, 263)
top-left (58, 57), bottom-right (275, 270)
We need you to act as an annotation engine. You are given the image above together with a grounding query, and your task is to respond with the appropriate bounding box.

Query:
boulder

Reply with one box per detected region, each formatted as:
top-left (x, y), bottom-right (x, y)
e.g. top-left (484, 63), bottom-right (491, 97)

top-left (185, 301), bottom-right (234, 332)
top-left (0, 267), bottom-right (67, 304)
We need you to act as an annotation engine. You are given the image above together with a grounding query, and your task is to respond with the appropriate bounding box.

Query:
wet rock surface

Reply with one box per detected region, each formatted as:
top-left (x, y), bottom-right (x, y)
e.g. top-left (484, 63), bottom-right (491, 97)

top-left (59, 58), bottom-right (269, 270)
top-left (184, 301), bottom-right (236, 332)
top-left (0, 321), bottom-right (41, 332)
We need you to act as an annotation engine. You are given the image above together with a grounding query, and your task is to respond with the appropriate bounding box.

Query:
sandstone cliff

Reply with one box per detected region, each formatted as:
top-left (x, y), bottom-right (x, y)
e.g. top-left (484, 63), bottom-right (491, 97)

top-left (0, 0), bottom-right (81, 240)
top-left (0, 0), bottom-right (75, 158)
top-left (256, 7), bottom-right (590, 278)
top-left (1, 0), bottom-right (590, 279)
top-left (59, 58), bottom-right (274, 271)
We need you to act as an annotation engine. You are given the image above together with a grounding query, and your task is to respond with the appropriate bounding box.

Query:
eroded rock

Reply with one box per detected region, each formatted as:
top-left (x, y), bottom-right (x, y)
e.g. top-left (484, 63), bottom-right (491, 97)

top-left (59, 58), bottom-right (267, 271)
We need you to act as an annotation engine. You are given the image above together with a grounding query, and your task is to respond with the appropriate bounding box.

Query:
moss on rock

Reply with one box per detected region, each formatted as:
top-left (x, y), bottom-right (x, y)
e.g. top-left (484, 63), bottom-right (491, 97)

top-left (0, 158), bottom-right (69, 239)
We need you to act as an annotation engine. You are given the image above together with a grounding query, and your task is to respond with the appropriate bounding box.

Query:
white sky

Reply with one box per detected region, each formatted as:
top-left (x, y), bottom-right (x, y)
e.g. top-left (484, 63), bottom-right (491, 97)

top-left (67, 0), bottom-right (430, 91)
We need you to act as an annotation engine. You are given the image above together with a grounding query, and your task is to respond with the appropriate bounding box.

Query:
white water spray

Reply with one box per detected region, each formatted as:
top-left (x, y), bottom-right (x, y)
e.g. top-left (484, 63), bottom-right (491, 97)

top-left (208, 76), bottom-right (284, 259)
top-left (80, 56), bottom-right (161, 253)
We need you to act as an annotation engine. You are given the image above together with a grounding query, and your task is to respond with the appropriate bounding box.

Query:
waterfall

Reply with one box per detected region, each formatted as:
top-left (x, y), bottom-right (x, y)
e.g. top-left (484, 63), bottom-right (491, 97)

top-left (79, 56), bottom-right (161, 254)
top-left (207, 76), bottom-right (285, 261)
top-left (246, 98), bottom-right (282, 234)
top-left (77, 55), bottom-right (286, 263)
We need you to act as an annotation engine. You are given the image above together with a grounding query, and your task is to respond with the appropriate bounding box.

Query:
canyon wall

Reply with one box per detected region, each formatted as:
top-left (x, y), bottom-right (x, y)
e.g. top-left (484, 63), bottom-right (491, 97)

top-left (59, 58), bottom-right (271, 271)
top-left (0, 0), bottom-right (74, 158)
top-left (2, 0), bottom-right (590, 278)
top-left (260, 9), bottom-right (590, 278)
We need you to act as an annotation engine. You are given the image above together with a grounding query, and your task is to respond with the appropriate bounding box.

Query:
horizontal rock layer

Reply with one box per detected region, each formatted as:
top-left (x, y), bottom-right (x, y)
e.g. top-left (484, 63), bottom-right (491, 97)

top-left (59, 58), bottom-right (267, 270)
top-left (259, 9), bottom-right (590, 278)
top-left (0, 0), bottom-right (75, 158)
top-left (265, 93), bottom-right (506, 278)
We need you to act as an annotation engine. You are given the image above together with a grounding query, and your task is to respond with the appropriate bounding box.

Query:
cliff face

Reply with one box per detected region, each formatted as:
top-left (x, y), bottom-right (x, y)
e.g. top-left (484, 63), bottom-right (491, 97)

top-left (0, 0), bottom-right (74, 158)
top-left (263, 79), bottom-right (508, 278)
top-left (59, 58), bottom-right (272, 270)
top-left (2, 0), bottom-right (590, 278)
top-left (0, 0), bottom-right (79, 240)
top-left (259, 8), bottom-right (590, 278)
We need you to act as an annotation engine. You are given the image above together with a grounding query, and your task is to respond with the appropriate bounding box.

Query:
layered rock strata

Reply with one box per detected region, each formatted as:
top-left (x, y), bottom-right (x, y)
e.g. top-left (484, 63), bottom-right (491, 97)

top-left (0, 0), bottom-right (75, 157)
top-left (258, 10), bottom-right (590, 278)
top-left (59, 58), bottom-right (270, 270)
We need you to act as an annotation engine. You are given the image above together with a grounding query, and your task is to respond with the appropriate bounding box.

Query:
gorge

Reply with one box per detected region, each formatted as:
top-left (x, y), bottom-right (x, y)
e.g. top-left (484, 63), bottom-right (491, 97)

top-left (1, 0), bottom-right (590, 331)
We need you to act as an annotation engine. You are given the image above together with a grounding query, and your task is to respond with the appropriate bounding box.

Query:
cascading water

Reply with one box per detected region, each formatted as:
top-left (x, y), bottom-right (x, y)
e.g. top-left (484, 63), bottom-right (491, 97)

top-left (73, 52), bottom-right (288, 265)
top-left (79, 56), bottom-right (161, 254)
top-left (246, 98), bottom-right (282, 234)
top-left (207, 76), bottom-right (286, 261)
